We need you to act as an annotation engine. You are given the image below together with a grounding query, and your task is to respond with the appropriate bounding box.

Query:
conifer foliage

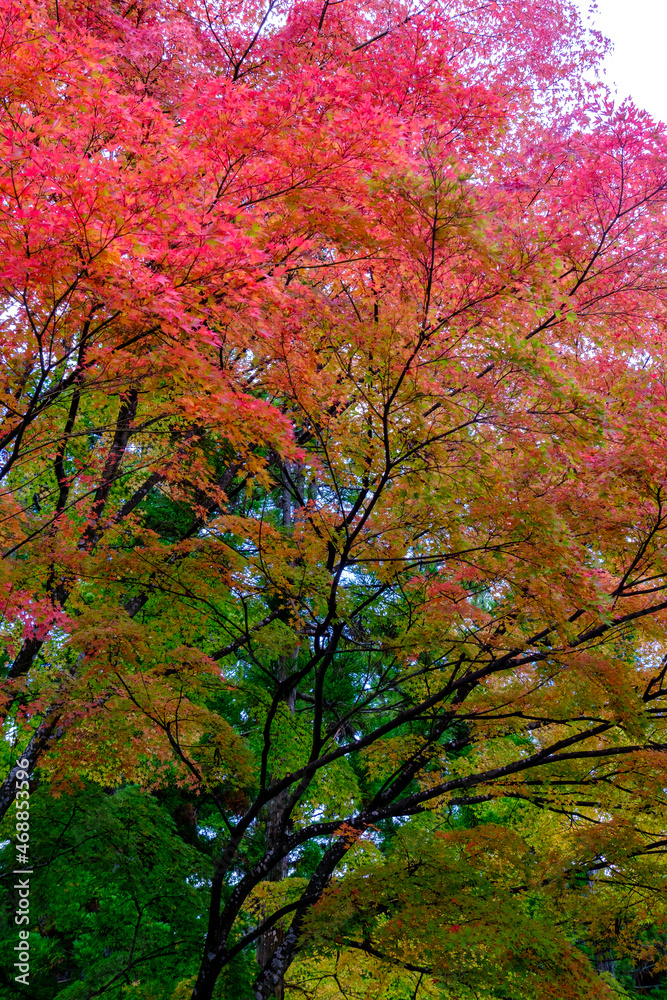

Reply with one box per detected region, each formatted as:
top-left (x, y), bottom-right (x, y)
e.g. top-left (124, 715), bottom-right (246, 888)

top-left (3, 0), bottom-right (667, 997)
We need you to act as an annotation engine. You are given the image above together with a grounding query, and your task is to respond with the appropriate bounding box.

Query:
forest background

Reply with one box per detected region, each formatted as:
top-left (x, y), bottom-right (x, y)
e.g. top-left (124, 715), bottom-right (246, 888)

top-left (2, 0), bottom-right (667, 998)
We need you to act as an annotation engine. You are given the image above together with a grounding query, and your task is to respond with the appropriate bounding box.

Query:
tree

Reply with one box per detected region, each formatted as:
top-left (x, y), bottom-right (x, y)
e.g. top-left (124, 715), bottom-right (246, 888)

top-left (3, 0), bottom-right (667, 998)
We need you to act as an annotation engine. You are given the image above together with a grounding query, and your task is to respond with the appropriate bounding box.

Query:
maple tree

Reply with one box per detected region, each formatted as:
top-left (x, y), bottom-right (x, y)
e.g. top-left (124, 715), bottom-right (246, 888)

top-left (3, 0), bottom-right (667, 998)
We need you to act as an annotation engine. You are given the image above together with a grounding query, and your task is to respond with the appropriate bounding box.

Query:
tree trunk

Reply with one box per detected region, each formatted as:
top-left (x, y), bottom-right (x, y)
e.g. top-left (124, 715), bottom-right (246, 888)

top-left (256, 467), bottom-right (300, 996)
top-left (256, 785), bottom-right (291, 998)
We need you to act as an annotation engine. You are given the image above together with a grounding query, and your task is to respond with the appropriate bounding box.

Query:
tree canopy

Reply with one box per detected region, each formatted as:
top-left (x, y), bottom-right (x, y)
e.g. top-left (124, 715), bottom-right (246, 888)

top-left (2, 0), bottom-right (667, 998)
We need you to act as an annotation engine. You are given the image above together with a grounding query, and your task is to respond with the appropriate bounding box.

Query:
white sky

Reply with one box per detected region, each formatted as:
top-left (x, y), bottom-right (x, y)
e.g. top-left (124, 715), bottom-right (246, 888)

top-left (576, 1), bottom-right (667, 123)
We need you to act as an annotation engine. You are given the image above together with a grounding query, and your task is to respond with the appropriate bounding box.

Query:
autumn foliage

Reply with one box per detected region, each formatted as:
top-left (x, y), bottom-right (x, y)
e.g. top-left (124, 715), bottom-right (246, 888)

top-left (3, 0), bottom-right (667, 997)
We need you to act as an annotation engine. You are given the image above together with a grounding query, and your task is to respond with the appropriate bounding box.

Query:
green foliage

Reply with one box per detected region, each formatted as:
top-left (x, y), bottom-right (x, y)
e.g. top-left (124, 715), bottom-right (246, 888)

top-left (141, 492), bottom-right (197, 544)
top-left (0, 784), bottom-right (211, 999)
